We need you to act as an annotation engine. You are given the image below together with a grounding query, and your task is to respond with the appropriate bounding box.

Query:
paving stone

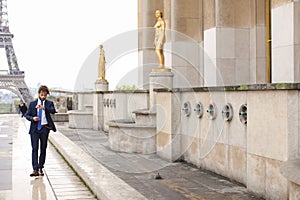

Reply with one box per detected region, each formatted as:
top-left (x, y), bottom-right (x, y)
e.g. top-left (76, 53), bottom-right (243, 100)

top-left (0, 114), bottom-right (97, 200)
top-left (45, 144), bottom-right (97, 200)
top-left (0, 158), bottom-right (11, 170)
top-left (0, 170), bottom-right (11, 190)
top-left (57, 124), bottom-right (262, 200)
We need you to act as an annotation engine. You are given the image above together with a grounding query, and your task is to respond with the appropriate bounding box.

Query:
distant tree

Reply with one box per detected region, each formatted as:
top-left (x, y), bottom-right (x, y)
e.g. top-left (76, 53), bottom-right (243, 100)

top-left (115, 85), bottom-right (138, 91)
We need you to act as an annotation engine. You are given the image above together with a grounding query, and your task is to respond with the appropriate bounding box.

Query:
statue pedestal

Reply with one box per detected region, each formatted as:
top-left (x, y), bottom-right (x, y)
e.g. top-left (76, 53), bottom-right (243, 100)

top-left (152, 67), bottom-right (172, 73)
top-left (95, 80), bottom-right (109, 92)
top-left (149, 70), bottom-right (174, 111)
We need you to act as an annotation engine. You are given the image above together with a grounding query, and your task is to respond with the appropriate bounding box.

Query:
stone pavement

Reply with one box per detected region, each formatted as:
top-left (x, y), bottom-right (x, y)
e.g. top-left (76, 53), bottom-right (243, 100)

top-left (0, 114), bottom-right (96, 200)
top-left (54, 123), bottom-right (264, 200)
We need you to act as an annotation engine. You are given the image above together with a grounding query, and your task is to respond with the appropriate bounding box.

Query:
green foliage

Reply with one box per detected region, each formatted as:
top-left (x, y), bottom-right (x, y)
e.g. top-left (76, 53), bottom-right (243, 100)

top-left (115, 85), bottom-right (138, 91)
top-left (238, 85), bottom-right (249, 90)
top-left (0, 103), bottom-right (12, 113)
top-left (275, 83), bottom-right (291, 89)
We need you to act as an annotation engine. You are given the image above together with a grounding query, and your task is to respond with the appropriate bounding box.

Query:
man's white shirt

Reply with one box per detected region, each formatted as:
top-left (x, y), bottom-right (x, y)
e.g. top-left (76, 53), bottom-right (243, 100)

top-left (37, 99), bottom-right (48, 125)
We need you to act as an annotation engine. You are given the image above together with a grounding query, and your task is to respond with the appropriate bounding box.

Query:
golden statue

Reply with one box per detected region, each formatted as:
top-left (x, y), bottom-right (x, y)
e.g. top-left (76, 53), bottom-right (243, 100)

top-left (97, 44), bottom-right (107, 82)
top-left (154, 10), bottom-right (166, 69)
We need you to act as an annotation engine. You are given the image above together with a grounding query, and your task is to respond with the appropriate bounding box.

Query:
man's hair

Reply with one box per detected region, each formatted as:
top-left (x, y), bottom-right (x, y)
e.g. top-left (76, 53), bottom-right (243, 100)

top-left (38, 85), bottom-right (50, 94)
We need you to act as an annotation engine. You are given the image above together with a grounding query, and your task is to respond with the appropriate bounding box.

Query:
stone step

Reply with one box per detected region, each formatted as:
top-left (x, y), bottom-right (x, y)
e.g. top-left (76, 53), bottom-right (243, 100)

top-left (107, 119), bottom-right (156, 154)
top-left (132, 109), bottom-right (156, 126)
top-left (51, 113), bottom-right (69, 122)
top-left (67, 110), bottom-right (93, 129)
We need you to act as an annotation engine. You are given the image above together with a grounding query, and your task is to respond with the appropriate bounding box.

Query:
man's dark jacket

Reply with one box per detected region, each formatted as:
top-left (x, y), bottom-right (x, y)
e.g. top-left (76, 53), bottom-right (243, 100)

top-left (24, 99), bottom-right (56, 134)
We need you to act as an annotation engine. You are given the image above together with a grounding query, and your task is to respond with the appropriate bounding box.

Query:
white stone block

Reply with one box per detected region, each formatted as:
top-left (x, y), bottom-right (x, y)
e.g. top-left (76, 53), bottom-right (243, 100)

top-left (255, 58), bottom-right (267, 83)
top-left (93, 93), bottom-right (103, 130)
top-left (156, 92), bottom-right (182, 161)
top-left (216, 58), bottom-right (236, 86)
top-left (172, 66), bottom-right (202, 88)
top-left (204, 58), bottom-right (217, 86)
top-left (171, 41), bottom-right (202, 67)
top-left (272, 2), bottom-right (294, 48)
top-left (235, 28), bottom-right (250, 59)
top-left (247, 153), bottom-right (266, 198)
top-left (235, 59), bottom-right (250, 84)
top-left (108, 122), bottom-right (156, 154)
top-left (272, 45), bottom-right (294, 83)
top-left (204, 28), bottom-right (217, 59)
top-left (247, 91), bottom-right (288, 161)
top-left (68, 110), bottom-right (93, 129)
top-left (228, 146), bottom-right (246, 184)
top-left (265, 159), bottom-right (288, 200)
top-left (200, 143), bottom-right (229, 178)
top-left (226, 91), bottom-right (247, 148)
top-left (217, 27), bottom-right (235, 59)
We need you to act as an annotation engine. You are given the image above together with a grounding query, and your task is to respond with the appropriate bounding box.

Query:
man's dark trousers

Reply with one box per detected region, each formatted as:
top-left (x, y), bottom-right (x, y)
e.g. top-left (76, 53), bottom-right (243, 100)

top-left (30, 127), bottom-right (50, 170)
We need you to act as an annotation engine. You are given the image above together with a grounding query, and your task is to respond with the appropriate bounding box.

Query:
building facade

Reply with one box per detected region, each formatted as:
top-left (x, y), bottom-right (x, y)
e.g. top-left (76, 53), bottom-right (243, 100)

top-left (138, 0), bottom-right (300, 88)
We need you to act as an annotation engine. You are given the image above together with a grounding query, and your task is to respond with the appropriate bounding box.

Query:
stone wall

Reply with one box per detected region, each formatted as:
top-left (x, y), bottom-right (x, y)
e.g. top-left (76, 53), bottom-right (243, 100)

top-left (155, 84), bottom-right (300, 200)
top-left (70, 91), bottom-right (148, 131)
top-left (77, 92), bottom-right (94, 111)
top-left (101, 91), bottom-right (149, 132)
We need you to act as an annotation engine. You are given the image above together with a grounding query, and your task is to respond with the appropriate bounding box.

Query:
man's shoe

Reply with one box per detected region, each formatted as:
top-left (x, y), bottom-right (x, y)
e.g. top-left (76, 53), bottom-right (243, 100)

top-left (30, 170), bottom-right (39, 177)
top-left (39, 169), bottom-right (44, 176)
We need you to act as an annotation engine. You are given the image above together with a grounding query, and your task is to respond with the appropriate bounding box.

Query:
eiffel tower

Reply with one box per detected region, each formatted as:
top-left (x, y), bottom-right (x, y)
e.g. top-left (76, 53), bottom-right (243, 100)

top-left (0, 0), bottom-right (32, 104)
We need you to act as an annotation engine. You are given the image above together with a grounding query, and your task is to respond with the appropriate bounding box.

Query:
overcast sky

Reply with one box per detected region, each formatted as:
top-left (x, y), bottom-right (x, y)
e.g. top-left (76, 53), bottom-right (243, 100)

top-left (5, 0), bottom-right (138, 90)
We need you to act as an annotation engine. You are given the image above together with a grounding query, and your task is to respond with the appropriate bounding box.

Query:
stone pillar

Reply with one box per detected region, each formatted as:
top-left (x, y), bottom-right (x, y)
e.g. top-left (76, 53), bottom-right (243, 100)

top-left (156, 91), bottom-right (181, 162)
top-left (93, 62), bottom-right (108, 130)
top-left (92, 92), bottom-right (104, 131)
top-left (77, 93), bottom-right (84, 110)
top-left (204, 0), bottom-right (251, 86)
top-left (272, 1), bottom-right (300, 83)
top-left (138, 0), bottom-right (164, 89)
top-left (249, 0), bottom-right (268, 83)
top-left (169, 0), bottom-right (204, 88)
top-left (149, 71), bottom-right (174, 110)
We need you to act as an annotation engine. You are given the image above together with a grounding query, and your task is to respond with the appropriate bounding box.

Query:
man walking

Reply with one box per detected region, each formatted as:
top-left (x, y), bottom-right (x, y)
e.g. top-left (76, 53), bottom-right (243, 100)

top-left (25, 85), bottom-right (56, 177)
top-left (19, 102), bottom-right (27, 117)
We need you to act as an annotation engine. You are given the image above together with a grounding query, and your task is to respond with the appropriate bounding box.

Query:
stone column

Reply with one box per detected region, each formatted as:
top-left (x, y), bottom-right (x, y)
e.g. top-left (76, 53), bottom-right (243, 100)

top-left (169, 0), bottom-right (204, 88)
top-left (272, 0), bottom-right (300, 83)
top-left (249, 0), bottom-right (268, 83)
top-left (92, 92), bottom-right (104, 131)
top-left (203, 0), bottom-right (251, 86)
top-left (138, 0), bottom-right (164, 89)
top-left (156, 91), bottom-right (181, 162)
top-left (149, 71), bottom-right (174, 110)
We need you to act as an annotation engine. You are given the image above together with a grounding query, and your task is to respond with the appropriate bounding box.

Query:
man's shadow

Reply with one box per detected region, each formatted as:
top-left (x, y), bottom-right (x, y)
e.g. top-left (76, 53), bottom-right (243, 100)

top-left (30, 177), bottom-right (47, 200)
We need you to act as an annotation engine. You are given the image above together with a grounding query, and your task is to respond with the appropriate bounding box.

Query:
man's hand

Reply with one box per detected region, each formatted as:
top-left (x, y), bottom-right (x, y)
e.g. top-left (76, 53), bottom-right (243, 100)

top-left (33, 117), bottom-right (40, 122)
top-left (35, 105), bottom-right (44, 110)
